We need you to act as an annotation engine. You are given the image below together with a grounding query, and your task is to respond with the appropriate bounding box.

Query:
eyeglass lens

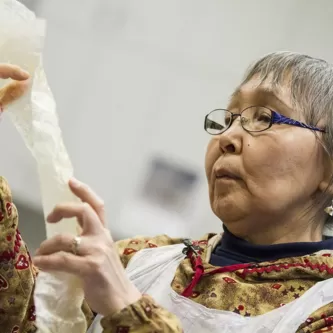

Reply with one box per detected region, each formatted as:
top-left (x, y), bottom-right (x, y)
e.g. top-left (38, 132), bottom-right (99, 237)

top-left (205, 106), bottom-right (272, 134)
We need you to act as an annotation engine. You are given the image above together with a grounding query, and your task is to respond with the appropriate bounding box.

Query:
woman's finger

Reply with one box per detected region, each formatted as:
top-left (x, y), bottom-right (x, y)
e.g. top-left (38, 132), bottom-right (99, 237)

top-left (0, 64), bottom-right (30, 80)
top-left (69, 178), bottom-right (106, 225)
top-left (0, 80), bottom-right (30, 107)
top-left (35, 233), bottom-right (89, 256)
top-left (33, 251), bottom-right (89, 275)
top-left (47, 202), bottom-right (102, 234)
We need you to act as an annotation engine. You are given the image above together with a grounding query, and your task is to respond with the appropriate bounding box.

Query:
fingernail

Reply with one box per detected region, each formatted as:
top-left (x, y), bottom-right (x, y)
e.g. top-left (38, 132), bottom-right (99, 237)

top-left (46, 209), bottom-right (56, 221)
top-left (47, 213), bottom-right (57, 223)
top-left (70, 177), bottom-right (81, 188)
top-left (20, 69), bottom-right (30, 79)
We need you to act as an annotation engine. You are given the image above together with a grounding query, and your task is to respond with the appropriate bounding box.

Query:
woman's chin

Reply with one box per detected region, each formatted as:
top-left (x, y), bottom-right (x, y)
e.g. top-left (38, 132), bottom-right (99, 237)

top-left (212, 197), bottom-right (240, 221)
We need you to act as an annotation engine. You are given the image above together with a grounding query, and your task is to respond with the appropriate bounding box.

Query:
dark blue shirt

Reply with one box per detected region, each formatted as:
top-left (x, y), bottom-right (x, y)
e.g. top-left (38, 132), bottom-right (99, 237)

top-left (210, 227), bottom-right (333, 267)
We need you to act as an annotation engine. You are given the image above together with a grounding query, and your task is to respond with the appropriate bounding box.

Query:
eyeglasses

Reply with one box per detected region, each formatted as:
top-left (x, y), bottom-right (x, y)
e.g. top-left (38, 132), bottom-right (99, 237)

top-left (204, 106), bottom-right (325, 135)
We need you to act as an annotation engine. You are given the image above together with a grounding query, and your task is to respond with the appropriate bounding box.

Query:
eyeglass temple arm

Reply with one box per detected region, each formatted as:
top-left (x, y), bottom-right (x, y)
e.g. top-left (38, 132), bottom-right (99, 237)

top-left (272, 112), bottom-right (325, 133)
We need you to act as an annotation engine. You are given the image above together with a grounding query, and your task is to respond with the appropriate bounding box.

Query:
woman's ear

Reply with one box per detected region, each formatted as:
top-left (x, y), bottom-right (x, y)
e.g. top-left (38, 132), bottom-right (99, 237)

top-left (319, 158), bottom-right (333, 195)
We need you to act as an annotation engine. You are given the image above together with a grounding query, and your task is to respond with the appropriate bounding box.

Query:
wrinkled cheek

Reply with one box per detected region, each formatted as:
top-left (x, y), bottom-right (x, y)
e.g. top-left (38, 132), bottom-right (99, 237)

top-left (243, 150), bottom-right (283, 183)
top-left (204, 158), bottom-right (211, 180)
top-left (205, 140), bottom-right (219, 179)
top-left (241, 162), bottom-right (282, 203)
top-left (207, 175), bottom-right (216, 204)
top-left (244, 173), bottom-right (298, 214)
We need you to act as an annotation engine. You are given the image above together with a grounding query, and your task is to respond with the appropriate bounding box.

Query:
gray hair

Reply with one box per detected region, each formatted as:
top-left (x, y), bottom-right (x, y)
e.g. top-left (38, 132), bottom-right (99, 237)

top-left (240, 51), bottom-right (333, 235)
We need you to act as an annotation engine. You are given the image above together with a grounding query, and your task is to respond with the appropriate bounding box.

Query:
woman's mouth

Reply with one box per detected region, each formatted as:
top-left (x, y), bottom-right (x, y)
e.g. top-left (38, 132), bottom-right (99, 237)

top-left (214, 168), bottom-right (240, 180)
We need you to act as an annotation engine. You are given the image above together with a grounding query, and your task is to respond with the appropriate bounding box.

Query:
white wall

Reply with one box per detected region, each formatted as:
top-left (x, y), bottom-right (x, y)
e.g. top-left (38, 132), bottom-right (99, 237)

top-left (2, 0), bottom-right (333, 240)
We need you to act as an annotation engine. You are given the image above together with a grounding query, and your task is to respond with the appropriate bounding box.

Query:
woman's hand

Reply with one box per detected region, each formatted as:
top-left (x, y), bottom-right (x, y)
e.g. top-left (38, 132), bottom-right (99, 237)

top-left (33, 179), bottom-right (142, 316)
top-left (0, 64), bottom-right (30, 108)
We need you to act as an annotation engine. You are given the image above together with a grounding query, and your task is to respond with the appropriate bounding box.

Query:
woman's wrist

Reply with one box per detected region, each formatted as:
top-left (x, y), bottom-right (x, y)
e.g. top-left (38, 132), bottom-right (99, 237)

top-left (103, 284), bottom-right (142, 316)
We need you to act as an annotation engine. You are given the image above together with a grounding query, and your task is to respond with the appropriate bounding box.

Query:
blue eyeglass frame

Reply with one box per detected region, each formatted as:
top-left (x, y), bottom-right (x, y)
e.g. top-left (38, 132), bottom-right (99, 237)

top-left (204, 106), bottom-right (326, 134)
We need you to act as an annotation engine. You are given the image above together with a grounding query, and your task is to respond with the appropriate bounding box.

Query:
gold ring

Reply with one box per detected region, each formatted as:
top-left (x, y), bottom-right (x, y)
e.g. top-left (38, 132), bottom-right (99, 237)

top-left (71, 236), bottom-right (82, 255)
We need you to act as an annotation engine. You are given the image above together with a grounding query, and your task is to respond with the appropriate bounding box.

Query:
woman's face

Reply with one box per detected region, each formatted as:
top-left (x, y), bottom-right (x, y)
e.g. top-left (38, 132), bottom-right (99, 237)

top-left (205, 76), bottom-right (329, 241)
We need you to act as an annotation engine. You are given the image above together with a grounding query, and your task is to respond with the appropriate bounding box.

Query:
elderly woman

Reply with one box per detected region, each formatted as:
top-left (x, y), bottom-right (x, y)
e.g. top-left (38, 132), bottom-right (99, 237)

top-left (1, 51), bottom-right (333, 333)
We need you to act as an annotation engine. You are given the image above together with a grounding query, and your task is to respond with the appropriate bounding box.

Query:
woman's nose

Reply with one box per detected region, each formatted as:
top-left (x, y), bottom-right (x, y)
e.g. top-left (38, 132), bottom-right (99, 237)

top-left (218, 118), bottom-right (243, 154)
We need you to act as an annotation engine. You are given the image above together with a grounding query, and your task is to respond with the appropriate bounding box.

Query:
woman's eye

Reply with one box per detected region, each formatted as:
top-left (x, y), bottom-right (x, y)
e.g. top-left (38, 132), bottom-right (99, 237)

top-left (224, 116), bottom-right (231, 124)
top-left (257, 113), bottom-right (271, 123)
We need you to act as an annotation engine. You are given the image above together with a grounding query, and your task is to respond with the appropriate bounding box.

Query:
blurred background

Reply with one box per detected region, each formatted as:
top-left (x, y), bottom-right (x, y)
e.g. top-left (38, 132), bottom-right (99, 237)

top-left (1, 0), bottom-right (333, 251)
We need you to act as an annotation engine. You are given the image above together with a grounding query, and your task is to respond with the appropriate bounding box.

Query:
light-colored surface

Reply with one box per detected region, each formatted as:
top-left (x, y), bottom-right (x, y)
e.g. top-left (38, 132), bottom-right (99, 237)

top-left (3, 0), bottom-right (333, 239)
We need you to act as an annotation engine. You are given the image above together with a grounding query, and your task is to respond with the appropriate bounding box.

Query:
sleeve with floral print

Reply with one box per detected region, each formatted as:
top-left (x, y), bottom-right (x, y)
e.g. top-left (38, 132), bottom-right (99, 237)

top-left (101, 295), bottom-right (183, 333)
top-left (0, 176), bottom-right (37, 333)
top-left (296, 301), bottom-right (333, 332)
